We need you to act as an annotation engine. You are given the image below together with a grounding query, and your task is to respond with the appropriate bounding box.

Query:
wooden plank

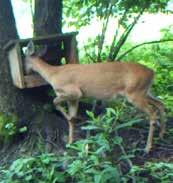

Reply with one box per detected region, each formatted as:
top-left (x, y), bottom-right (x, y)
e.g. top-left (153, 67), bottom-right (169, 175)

top-left (8, 43), bottom-right (25, 89)
top-left (4, 32), bottom-right (78, 51)
top-left (16, 43), bottom-right (25, 87)
top-left (20, 32), bottom-right (78, 47)
top-left (24, 75), bottom-right (48, 88)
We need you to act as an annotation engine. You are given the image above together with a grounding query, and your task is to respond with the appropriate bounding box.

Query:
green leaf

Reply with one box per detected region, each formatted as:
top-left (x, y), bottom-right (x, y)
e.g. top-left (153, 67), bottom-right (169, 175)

top-left (94, 174), bottom-right (102, 183)
top-left (25, 175), bottom-right (32, 181)
top-left (101, 166), bottom-right (120, 183)
top-left (19, 126), bottom-right (27, 133)
top-left (95, 146), bottom-right (106, 155)
top-left (106, 108), bottom-right (116, 116)
top-left (81, 125), bottom-right (101, 130)
top-left (67, 160), bottom-right (84, 175)
top-left (116, 119), bottom-right (142, 130)
top-left (86, 110), bottom-right (95, 120)
top-left (53, 172), bottom-right (66, 183)
top-left (113, 136), bottom-right (123, 145)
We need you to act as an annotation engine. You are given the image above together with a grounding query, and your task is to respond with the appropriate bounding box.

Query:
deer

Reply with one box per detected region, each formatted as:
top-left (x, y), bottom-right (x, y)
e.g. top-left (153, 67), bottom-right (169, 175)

top-left (24, 40), bottom-right (165, 153)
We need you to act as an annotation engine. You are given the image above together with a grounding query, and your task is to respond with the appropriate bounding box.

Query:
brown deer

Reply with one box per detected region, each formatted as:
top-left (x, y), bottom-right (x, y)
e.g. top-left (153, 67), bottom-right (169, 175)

top-left (24, 41), bottom-right (165, 153)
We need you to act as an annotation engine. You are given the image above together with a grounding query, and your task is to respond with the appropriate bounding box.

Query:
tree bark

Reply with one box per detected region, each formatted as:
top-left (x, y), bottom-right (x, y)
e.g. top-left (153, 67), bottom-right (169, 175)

top-left (32, 0), bottom-right (66, 152)
top-left (0, 0), bottom-right (66, 155)
top-left (0, 0), bottom-right (39, 119)
top-left (34, 0), bottom-right (62, 36)
top-left (34, 0), bottom-right (62, 64)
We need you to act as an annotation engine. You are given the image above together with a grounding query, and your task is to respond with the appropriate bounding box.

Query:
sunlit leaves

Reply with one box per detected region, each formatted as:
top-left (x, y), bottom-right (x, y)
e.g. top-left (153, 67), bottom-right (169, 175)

top-left (64, 0), bottom-right (169, 28)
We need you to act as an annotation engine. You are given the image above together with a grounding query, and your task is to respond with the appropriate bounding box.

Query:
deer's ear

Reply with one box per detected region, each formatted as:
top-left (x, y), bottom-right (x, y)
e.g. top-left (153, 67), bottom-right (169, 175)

top-left (25, 40), bottom-right (35, 56)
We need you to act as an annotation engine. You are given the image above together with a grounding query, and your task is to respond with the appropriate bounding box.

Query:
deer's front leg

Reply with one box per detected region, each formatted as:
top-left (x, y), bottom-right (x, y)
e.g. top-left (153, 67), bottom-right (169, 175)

top-left (67, 100), bottom-right (79, 143)
top-left (53, 96), bottom-right (74, 144)
top-left (53, 86), bottom-right (82, 144)
top-left (53, 97), bottom-right (71, 120)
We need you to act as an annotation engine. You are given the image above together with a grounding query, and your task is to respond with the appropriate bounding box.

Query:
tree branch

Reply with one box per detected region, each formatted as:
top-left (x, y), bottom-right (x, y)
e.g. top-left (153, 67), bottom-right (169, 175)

top-left (110, 7), bottom-right (145, 61)
top-left (108, 9), bottom-right (128, 61)
top-left (83, 44), bottom-right (97, 63)
top-left (97, 4), bottom-right (113, 62)
top-left (117, 39), bottom-right (173, 60)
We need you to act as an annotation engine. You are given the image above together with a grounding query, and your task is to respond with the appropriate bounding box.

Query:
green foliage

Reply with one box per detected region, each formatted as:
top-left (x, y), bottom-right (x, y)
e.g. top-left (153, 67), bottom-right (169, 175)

top-left (0, 153), bottom-right (67, 183)
top-left (1, 107), bottom-right (173, 182)
top-left (63, 107), bottom-right (143, 183)
top-left (128, 162), bottom-right (173, 182)
top-left (64, 0), bottom-right (169, 61)
top-left (0, 108), bottom-right (143, 183)
top-left (64, 0), bottom-right (168, 28)
top-left (0, 112), bottom-right (27, 142)
top-left (0, 112), bottom-right (18, 141)
top-left (65, 109), bottom-right (122, 183)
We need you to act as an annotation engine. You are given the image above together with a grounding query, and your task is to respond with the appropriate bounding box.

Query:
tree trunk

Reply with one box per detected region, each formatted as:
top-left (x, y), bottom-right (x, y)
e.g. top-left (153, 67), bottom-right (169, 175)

top-left (34, 0), bottom-right (62, 35)
top-left (0, 0), bottom-right (20, 115)
top-left (34, 0), bottom-right (62, 65)
top-left (0, 0), bottom-right (66, 157)
top-left (32, 0), bottom-right (66, 152)
top-left (0, 0), bottom-right (39, 119)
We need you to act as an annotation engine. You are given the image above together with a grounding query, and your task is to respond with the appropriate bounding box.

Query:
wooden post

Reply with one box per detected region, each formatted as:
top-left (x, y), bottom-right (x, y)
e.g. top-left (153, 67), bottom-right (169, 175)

top-left (64, 35), bottom-right (79, 64)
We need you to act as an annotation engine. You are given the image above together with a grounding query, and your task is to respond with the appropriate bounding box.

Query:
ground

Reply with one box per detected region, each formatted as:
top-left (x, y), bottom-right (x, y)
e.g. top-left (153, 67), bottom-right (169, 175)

top-left (0, 102), bottom-right (172, 182)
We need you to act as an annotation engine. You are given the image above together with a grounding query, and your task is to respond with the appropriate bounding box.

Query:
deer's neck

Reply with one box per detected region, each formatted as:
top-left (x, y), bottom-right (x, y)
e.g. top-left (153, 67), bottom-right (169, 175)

top-left (31, 57), bottom-right (56, 82)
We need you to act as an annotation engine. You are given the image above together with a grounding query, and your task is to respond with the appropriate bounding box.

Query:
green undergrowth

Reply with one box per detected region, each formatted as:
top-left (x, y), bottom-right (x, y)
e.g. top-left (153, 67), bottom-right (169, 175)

top-left (0, 107), bottom-right (172, 183)
top-left (128, 162), bottom-right (173, 183)
top-left (0, 112), bottom-right (27, 143)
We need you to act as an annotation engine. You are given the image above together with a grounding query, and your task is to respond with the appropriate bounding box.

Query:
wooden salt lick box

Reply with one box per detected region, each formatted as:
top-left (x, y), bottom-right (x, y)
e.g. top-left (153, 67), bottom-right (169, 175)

top-left (5, 32), bottom-right (79, 89)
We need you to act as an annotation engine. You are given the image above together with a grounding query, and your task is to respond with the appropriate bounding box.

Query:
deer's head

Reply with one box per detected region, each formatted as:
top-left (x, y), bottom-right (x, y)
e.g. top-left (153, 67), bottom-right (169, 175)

top-left (24, 40), bottom-right (47, 74)
top-left (24, 40), bottom-right (36, 74)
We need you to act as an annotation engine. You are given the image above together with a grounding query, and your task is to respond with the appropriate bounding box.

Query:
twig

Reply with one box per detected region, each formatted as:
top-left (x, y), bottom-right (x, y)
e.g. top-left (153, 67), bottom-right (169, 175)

top-left (111, 7), bottom-right (145, 61)
top-left (117, 39), bottom-right (173, 60)
top-left (108, 9), bottom-right (128, 61)
top-left (83, 44), bottom-right (96, 63)
top-left (97, 4), bottom-right (113, 62)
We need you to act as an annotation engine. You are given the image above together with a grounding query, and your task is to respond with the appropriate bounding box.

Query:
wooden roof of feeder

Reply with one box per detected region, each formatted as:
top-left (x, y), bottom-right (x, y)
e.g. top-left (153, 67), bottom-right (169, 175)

top-left (4, 32), bottom-right (79, 89)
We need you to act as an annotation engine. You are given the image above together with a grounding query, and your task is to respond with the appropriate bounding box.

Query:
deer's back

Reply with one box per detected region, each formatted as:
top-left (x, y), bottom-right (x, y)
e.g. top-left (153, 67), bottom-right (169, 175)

top-left (52, 62), bottom-right (154, 99)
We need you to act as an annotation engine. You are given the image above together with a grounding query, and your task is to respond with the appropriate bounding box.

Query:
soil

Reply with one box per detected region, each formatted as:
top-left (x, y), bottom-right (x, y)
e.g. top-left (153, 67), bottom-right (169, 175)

top-left (129, 118), bottom-right (173, 165)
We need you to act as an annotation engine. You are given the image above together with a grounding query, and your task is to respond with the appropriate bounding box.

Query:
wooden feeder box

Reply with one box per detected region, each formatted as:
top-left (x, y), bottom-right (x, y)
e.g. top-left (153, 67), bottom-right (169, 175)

top-left (4, 32), bottom-right (79, 89)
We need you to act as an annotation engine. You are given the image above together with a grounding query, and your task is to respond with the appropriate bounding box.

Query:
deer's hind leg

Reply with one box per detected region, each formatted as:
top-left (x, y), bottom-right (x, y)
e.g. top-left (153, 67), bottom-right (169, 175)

top-left (127, 93), bottom-right (158, 153)
top-left (147, 95), bottom-right (166, 138)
